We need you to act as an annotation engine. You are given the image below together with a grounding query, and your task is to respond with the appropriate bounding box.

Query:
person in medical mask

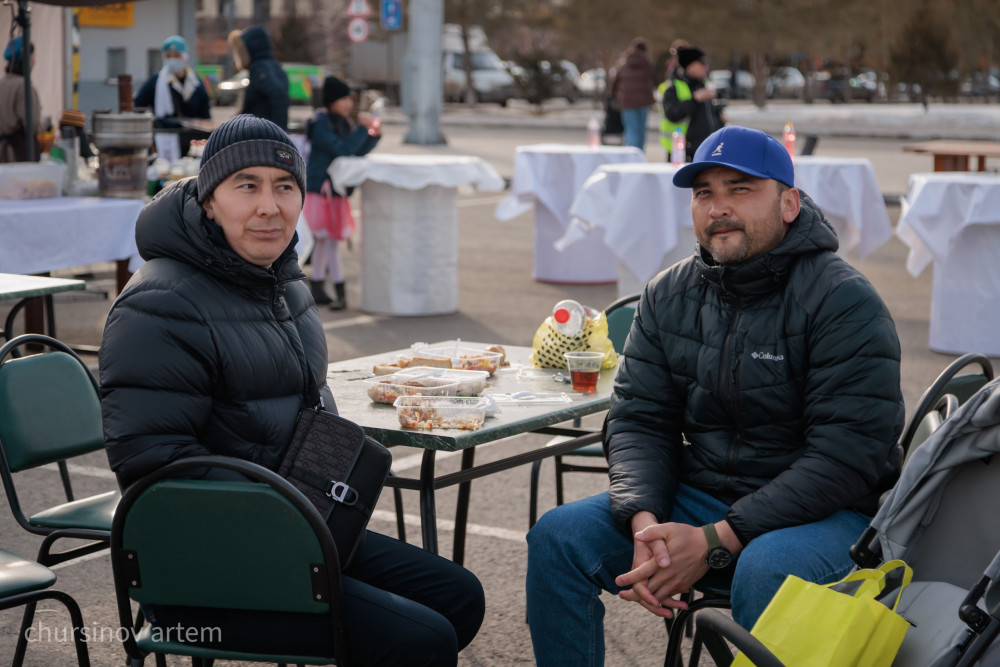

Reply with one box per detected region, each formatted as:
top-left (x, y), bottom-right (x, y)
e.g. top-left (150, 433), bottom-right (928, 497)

top-left (135, 35), bottom-right (211, 161)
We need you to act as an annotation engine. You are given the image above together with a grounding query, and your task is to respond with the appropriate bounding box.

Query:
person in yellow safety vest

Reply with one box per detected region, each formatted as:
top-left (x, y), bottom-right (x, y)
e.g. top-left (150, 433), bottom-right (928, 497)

top-left (657, 39), bottom-right (689, 154)
top-left (661, 46), bottom-right (726, 161)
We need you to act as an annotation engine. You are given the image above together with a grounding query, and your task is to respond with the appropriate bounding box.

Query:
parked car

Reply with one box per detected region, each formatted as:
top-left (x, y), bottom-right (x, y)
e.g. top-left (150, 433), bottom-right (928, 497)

top-left (960, 70), bottom-right (1000, 98)
top-left (819, 68), bottom-right (877, 103)
top-left (706, 69), bottom-right (767, 99)
top-left (577, 68), bottom-right (607, 99)
top-left (442, 49), bottom-right (516, 106)
top-left (214, 63), bottom-right (326, 106)
top-left (768, 66), bottom-right (805, 99)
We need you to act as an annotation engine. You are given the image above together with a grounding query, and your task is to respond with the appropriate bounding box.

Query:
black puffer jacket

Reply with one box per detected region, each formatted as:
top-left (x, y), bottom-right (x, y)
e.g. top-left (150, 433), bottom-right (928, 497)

top-left (239, 26), bottom-right (289, 130)
top-left (100, 177), bottom-right (328, 489)
top-left (606, 194), bottom-right (904, 545)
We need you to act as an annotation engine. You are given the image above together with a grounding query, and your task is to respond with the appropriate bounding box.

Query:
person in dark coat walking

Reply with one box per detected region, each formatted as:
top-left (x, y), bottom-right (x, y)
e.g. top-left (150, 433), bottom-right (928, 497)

top-left (228, 25), bottom-right (289, 129)
top-left (100, 114), bottom-right (484, 666)
top-left (525, 127), bottom-right (904, 665)
top-left (610, 37), bottom-right (655, 152)
top-left (662, 46), bottom-right (726, 160)
top-left (0, 36), bottom-right (39, 163)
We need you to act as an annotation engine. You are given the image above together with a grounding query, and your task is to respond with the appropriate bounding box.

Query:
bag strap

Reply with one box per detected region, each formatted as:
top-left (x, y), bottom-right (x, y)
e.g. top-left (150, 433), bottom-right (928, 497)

top-left (873, 560), bottom-right (913, 612)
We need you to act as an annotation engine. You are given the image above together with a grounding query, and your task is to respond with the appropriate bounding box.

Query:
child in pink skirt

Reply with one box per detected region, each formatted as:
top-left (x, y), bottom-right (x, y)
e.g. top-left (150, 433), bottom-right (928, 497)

top-left (304, 76), bottom-right (380, 309)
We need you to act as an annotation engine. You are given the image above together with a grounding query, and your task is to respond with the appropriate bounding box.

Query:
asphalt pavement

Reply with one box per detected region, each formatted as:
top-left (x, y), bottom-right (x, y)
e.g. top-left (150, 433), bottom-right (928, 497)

top-left (2, 100), bottom-right (999, 666)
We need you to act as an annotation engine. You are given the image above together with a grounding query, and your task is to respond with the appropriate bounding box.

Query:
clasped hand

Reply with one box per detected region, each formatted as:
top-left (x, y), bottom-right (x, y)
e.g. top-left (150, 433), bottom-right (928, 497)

top-left (614, 519), bottom-right (709, 618)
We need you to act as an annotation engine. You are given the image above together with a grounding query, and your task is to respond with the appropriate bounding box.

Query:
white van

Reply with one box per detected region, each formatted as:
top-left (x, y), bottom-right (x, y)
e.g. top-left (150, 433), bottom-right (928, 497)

top-left (440, 24), bottom-right (515, 106)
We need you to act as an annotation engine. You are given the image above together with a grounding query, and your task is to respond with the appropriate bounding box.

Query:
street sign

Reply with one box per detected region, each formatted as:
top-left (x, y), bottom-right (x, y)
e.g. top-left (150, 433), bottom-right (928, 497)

top-left (347, 17), bottom-right (370, 44)
top-left (381, 0), bottom-right (402, 30)
top-left (346, 0), bottom-right (373, 18)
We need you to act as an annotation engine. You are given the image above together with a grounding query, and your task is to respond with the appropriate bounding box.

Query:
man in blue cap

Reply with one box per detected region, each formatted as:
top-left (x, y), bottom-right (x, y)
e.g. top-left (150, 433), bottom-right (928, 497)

top-left (526, 126), bottom-right (905, 665)
top-left (134, 34), bottom-right (211, 161)
top-left (0, 35), bottom-right (39, 163)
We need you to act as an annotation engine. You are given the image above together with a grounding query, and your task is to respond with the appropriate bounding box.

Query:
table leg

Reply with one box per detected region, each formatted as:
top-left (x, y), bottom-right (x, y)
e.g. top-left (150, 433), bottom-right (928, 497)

top-left (418, 449), bottom-right (439, 554)
top-left (452, 448), bottom-right (476, 566)
top-left (978, 156), bottom-right (987, 172)
top-left (934, 154), bottom-right (969, 171)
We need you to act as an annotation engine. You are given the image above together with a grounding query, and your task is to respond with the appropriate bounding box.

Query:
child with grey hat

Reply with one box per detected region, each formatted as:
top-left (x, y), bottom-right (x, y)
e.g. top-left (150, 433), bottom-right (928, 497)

top-left (303, 75), bottom-right (381, 309)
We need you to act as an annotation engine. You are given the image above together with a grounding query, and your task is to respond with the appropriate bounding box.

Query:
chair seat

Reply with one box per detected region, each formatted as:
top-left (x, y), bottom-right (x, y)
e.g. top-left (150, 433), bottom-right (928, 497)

top-left (0, 549), bottom-right (55, 597)
top-left (135, 623), bottom-right (337, 665)
top-left (30, 489), bottom-right (120, 530)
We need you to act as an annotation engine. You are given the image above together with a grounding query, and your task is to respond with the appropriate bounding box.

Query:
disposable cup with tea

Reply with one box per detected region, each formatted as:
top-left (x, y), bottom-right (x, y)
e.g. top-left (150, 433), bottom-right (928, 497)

top-left (563, 351), bottom-right (604, 393)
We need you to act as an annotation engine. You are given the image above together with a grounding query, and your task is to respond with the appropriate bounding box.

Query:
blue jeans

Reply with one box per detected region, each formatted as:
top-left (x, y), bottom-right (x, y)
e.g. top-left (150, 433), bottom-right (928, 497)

top-left (620, 106), bottom-right (649, 152)
top-left (525, 487), bottom-right (870, 666)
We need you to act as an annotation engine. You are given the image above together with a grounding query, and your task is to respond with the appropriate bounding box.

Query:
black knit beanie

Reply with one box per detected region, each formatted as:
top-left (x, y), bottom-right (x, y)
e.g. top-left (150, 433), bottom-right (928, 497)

top-left (322, 76), bottom-right (351, 106)
top-left (196, 114), bottom-right (306, 203)
top-left (677, 47), bottom-right (706, 69)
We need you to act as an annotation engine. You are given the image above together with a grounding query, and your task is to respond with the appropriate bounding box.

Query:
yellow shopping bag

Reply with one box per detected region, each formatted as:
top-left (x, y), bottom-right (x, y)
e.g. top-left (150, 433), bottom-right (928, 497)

top-left (529, 309), bottom-right (618, 371)
top-left (732, 560), bottom-right (913, 667)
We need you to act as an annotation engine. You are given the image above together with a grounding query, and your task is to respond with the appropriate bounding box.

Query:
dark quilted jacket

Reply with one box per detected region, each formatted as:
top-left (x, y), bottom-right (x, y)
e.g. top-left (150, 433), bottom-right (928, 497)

top-left (239, 26), bottom-right (289, 130)
top-left (100, 177), bottom-right (328, 489)
top-left (605, 193), bottom-right (904, 545)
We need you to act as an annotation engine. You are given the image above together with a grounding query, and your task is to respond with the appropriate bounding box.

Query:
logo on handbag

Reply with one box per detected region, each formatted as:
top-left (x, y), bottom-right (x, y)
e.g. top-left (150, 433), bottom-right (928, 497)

top-left (326, 480), bottom-right (359, 505)
top-left (275, 148), bottom-right (294, 165)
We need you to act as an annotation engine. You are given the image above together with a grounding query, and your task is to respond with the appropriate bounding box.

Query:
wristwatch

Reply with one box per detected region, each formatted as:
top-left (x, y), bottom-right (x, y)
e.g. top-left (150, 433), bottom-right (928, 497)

top-left (702, 523), bottom-right (733, 569)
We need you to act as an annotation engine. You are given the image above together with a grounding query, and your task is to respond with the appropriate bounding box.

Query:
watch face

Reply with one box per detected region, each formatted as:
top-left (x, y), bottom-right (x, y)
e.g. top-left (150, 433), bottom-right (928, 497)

top-left (707, 548), bottom-right (732, 569)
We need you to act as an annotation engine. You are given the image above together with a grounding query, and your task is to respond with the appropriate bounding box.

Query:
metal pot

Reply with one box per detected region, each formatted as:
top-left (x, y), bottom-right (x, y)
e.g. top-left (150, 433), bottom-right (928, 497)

top-left (92, 112), bottom-right (153, 150)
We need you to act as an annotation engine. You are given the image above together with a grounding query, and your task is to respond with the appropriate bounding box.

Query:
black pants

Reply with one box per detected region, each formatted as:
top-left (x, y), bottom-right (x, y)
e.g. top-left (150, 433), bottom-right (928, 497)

top-left (146, 531), bottom-right (485, 666)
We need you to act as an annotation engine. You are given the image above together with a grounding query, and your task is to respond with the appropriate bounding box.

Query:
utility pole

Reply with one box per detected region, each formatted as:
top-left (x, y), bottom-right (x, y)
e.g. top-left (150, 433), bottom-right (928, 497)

top-left (403, 0), bottom-right (446, 144)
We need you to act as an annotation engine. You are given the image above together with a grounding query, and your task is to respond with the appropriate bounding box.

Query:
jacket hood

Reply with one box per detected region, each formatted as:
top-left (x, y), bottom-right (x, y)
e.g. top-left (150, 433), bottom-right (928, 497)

top-left (135, 177), bottom-right (303, 289)
top-left (697, 191), bottom-right (838, 299)
top-left (240, 26), bottom-right (275, 63)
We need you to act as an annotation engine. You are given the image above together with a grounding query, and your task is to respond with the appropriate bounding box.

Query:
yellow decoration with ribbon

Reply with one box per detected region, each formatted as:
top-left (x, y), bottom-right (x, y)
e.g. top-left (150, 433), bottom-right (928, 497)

top-left (530, 310), bottom-right (618, 371)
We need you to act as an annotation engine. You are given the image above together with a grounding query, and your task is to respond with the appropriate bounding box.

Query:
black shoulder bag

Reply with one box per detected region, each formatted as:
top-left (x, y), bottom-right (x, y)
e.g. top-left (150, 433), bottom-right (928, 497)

top-left (278, 382), bottom-right (392, 568)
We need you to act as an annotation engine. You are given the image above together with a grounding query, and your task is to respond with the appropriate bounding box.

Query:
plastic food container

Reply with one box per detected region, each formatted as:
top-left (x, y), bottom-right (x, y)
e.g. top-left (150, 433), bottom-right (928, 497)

top-left (363, 375), bottom-right (459, 405)
top-left (420, 346), bottom-right (504, 376)
top-left (390, 366), bottom-right (489, 397)
top-left (393, 396), bottom-right (490, 430)
top-left (0, 162), bottom-right (64, 199)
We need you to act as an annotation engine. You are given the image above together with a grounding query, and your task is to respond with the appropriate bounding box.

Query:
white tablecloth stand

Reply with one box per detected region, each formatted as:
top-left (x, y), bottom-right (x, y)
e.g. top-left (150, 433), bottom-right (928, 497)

top-left (563, 163), bottom-right (694, 297)
top-left (560, 156), bottom-right (892, 297)
top-left (0, 196), bottom-right (145, 274)
top-left (330, 154), bottom-right (504, 316)
top-left (494, 143), bottom-right (646, 284)
top-left (897, 172), bottom-right (1000, 356)
top-left (792, 156), bottom-right (892, 261)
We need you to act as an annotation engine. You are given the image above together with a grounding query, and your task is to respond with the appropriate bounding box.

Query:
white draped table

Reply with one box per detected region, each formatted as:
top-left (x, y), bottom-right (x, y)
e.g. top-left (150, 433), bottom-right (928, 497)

top-left (561, 156), bottom-right (892, 297)
top-left (330, 154), bottom-right (505, 316)
top-left (897, 172), bottom-right (1000, 356)
top-left (0, 197), bottom-right (145, 277)
top-left (494, 143), bottom-right (646, 284)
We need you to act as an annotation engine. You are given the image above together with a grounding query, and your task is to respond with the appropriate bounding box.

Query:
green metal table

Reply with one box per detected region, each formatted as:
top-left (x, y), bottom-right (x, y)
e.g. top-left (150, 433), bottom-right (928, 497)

top-left (326, 342), bottom-right (616, 564)
top-left (0, 273), bottom-right (86, 345)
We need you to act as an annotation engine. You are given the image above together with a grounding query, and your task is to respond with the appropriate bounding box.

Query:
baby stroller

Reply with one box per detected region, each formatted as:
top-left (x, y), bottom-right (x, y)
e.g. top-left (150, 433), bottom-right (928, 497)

top-left (695, 376), bottom-right (1000, 666)
top-left (601, 95), bottom-right (623, 145)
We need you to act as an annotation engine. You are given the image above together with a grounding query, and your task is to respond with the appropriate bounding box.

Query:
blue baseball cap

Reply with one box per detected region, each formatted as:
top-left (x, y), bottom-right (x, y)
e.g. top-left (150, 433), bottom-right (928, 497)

top-left (673, 126), bottom-right (794, 189)
top-left (162, 35), bottom-right (187, 53)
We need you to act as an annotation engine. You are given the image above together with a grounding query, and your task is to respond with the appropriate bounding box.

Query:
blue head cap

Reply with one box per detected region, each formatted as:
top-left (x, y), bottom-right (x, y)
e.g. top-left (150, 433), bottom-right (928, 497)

top-left (672, 126), bottom-right (794, 189)
top-left (4, 36), bottom-right (30, 63)
top-left (162, 35), bottom-right (187, 53)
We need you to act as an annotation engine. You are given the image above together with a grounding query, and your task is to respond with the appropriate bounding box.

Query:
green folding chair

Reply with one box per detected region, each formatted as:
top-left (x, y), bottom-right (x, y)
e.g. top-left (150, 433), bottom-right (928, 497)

top-left (528, 293), bottom-right (639, 528)
top-left (1, 548), bottom-right (91, 666)
top-left (111, 455), bottom-right (350, 666)
top-left (0, 334), bottom-right (119, 661)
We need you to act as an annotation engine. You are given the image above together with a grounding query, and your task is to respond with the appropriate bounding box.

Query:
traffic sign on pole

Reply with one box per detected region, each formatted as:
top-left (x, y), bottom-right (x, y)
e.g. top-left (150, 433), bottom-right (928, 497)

top-left (346, 0), bottom-right (373, 18)
top-left (381, 0), bottom-right (402, 30)
top-left (347, 17), bottom-right (370, 43)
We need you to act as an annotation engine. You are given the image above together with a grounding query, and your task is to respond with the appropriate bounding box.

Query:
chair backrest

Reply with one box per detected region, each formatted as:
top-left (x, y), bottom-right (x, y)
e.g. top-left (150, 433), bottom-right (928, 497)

top-left (604, 294), bottom-right (640, 355)
top-left (114, 470), bottom-right (336, 614)
top-left (0, 337), bottom-right (104, 472)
